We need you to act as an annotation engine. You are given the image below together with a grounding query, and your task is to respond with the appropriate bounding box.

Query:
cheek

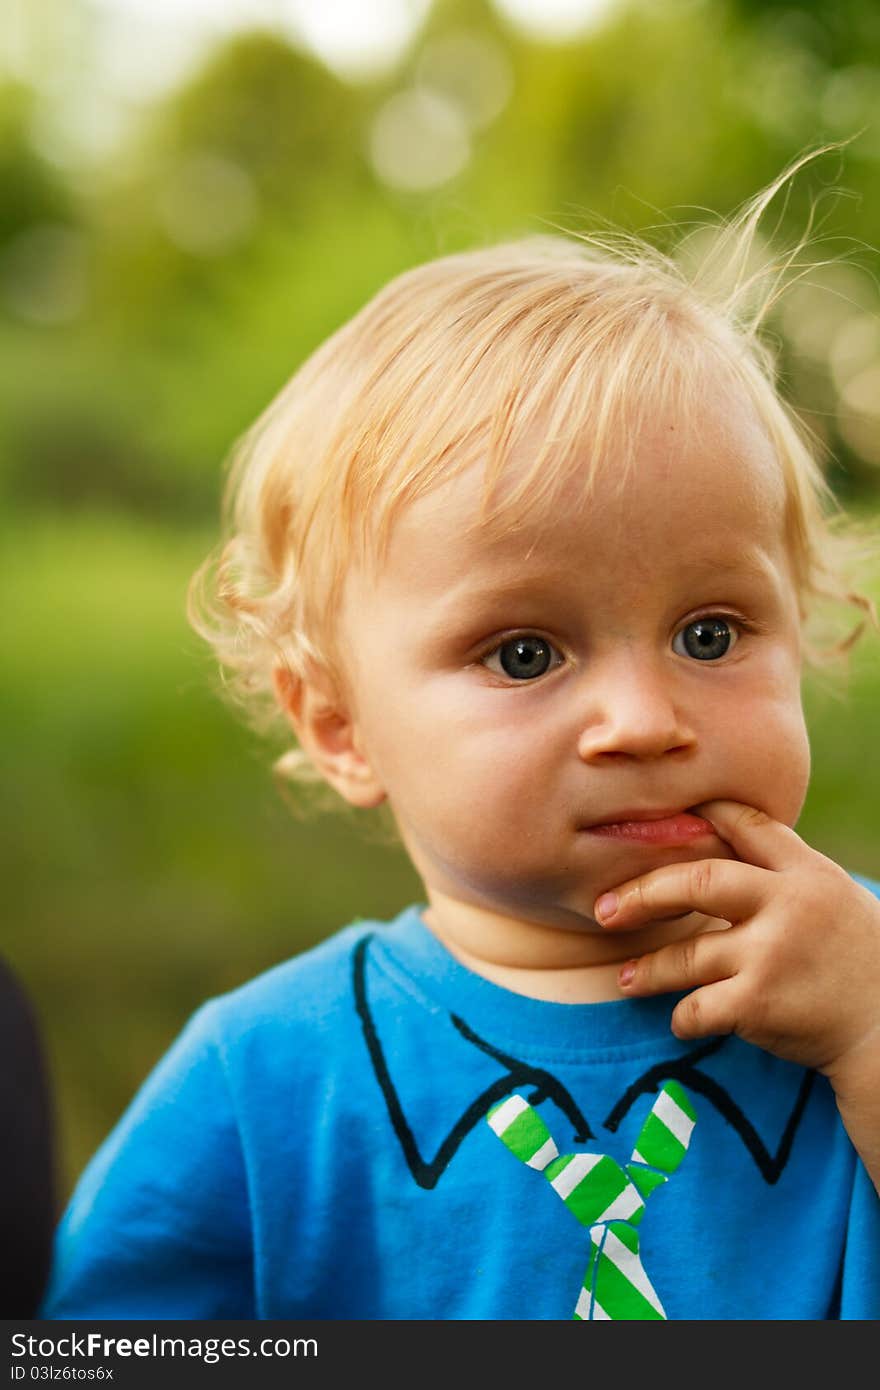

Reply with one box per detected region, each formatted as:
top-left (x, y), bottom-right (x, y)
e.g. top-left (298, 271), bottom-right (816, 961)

top-left (769, 703), bottom-right (811, 824)
top-left (379, 688), bottom-right (555, 822)
top-left (726, 676), bottom-right (810, 826)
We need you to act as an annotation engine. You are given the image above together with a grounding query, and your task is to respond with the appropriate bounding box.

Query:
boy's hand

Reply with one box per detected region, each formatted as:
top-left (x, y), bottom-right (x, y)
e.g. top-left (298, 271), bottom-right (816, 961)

top-left (594, 799), bottom-right (880, 1084)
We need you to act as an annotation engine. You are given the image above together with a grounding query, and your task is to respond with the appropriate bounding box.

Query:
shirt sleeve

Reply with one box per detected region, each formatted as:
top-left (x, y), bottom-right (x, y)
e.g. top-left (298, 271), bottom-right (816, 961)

top-left (835, 874), bottom-right (880, 1318)
top-left (40, 1002), bottom-right (254, 1319)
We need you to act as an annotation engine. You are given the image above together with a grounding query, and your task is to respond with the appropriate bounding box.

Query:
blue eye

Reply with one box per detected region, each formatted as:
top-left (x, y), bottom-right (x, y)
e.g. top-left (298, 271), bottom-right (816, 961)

top-left (483, 635), bottom-right (562, 681)
top-left (673, 617), bottom-right (737, 661)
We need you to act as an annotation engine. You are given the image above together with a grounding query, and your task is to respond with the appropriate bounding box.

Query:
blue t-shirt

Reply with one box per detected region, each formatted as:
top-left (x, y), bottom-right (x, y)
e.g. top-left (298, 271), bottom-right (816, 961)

top-left (42, 883), bottom-right (880, 1320)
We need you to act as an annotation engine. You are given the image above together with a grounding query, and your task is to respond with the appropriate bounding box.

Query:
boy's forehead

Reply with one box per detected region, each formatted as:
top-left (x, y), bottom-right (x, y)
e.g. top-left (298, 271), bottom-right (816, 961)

top-left (376, 384), bottom-right (788, 588)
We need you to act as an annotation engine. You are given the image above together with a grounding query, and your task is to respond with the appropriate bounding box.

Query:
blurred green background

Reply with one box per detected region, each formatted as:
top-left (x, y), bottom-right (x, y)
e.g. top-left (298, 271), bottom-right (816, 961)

top-left (2, 0), bottom-right (879, 1203)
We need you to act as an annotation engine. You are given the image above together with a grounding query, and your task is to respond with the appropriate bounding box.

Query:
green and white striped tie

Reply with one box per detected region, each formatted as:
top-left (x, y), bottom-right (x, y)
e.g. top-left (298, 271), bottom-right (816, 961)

top-left (487, 1080), bottom-right (697, 1320)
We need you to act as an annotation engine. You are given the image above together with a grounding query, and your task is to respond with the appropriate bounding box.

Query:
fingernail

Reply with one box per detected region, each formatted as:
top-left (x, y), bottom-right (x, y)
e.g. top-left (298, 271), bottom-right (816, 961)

top-left (618, 960), bottom-right (637, 987)
top-left (595, 892), bottom-right (618, 922)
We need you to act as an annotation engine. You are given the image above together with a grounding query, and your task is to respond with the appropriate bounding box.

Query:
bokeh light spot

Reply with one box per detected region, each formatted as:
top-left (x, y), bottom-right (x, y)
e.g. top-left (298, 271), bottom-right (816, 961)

top-left (157, 153), bottom-right (258, 257)
top-left (492, 0), bottom-right (619, 41)
top-left (416, 31), bottom-right (513, 131)
top-left (369, 88), bottom-right (470, 192)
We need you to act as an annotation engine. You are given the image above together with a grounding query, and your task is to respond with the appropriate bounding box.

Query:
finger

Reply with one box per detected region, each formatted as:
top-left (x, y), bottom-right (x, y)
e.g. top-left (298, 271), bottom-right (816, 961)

top-left (670, 979), bottom-right (742, 1041)
top-left (617, 926), bottom-right (739, 997)
top-left (690, 799), bottom-right (806, 871)
top-left (596, 856), bottom-right (768, 930)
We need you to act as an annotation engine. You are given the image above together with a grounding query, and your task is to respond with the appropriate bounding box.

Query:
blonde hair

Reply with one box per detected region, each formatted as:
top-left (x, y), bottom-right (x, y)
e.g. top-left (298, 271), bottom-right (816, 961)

top-left (189, 149), bottom-right (879, 792)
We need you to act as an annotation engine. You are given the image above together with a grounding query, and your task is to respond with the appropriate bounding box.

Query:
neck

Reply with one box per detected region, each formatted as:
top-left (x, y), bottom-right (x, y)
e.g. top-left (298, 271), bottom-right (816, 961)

top-left (422, 892), bottom-right (728, 1004)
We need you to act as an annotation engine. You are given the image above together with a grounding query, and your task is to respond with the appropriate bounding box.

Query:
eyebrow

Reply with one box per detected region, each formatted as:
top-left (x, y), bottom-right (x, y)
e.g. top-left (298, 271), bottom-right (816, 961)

top-left (669, 553), bottom-right (779, 581)
top-left (442, 551), bottom-right (779, 607)
top-left (414, 550), bottom-right (787, 648)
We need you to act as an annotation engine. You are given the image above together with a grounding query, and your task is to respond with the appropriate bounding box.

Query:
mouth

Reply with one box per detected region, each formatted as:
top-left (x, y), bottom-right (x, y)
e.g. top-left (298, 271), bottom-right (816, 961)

top-left (583, 808), bottom-right (715, 847)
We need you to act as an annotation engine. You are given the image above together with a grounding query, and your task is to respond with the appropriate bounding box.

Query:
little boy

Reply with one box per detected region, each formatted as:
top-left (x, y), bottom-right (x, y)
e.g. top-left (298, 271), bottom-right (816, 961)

top-left (42, 167), bottom-right (880, 1319)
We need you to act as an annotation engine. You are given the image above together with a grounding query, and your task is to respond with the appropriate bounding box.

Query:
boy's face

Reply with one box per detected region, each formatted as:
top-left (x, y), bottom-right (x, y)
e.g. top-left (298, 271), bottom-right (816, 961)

top-left (333, 381), bottom-right (810, 959)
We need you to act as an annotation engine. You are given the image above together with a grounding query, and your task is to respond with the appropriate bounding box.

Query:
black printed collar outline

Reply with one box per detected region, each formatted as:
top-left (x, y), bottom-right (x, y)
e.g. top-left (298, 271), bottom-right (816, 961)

top-left (353, 932), bottom-right (816, 1190)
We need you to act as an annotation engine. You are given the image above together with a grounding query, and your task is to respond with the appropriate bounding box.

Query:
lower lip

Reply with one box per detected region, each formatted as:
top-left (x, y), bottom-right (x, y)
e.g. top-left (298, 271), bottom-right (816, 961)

top-left (587, 813), bottom-right (715, 846)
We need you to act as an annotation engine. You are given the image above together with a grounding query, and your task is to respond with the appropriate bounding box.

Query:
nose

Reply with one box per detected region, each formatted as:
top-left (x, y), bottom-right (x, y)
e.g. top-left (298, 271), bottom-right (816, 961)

top-left (575, 655), bottom-right (697, 763)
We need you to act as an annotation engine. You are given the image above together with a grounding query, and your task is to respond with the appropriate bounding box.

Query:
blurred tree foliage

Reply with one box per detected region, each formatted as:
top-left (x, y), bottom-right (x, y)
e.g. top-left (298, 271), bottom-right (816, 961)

top-left (2, 0), bottom-right (879, 520)
top-left (0, 83), bottom-right (74, 240)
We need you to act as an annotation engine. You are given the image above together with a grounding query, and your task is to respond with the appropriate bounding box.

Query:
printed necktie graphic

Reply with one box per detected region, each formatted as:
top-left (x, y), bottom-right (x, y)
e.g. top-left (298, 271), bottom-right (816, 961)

top-left (487, 1079), bottom-right (697, 1320)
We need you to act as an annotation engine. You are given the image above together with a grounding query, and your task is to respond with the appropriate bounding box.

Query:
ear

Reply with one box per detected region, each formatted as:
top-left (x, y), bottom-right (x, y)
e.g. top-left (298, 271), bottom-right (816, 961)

top-left (272, 665), bottom-right (387, 810)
